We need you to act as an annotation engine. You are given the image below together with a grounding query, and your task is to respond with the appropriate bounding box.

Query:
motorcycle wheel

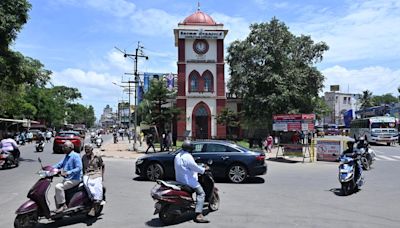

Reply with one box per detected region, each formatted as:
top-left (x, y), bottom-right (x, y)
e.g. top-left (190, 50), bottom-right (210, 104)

top-left (208, 191), bottom-right (220, 211)
top-left (341, 182), bottom-right (353, 196)
top-left (361, 157), bottom-right (370, 170)
top-left (14, 212), bottom-right (38, 228)
top-left (159, 205), bottom-right (176, 225)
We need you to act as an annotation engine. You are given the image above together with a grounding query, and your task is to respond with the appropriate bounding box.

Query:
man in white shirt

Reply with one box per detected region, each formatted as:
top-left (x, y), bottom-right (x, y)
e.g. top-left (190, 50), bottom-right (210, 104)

top-left (174, 140), bottom-right (209, 223)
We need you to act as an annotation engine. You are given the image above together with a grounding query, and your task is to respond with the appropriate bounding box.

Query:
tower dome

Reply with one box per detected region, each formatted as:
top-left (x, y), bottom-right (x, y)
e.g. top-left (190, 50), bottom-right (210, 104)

top-left (181, 10), bottom-right (217, 26)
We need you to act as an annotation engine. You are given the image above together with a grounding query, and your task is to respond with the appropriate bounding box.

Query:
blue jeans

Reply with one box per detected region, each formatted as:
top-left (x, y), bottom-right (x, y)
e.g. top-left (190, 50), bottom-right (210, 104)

top-left (194, 185), bottom-right (206, 214)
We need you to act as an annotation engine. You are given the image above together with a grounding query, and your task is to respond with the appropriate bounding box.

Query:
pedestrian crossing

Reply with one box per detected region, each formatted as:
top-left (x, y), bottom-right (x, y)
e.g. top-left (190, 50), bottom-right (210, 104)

top-left (374, 155), bottom-right (400, 161)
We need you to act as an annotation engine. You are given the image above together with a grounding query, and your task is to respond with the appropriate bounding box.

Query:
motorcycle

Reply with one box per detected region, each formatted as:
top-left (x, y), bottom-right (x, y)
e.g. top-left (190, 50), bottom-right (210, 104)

top-left (14, 158), bottom-right (106, 228)
top-left (150, 160), bottom-right (219, 225)
top-left (95, 138), bottom-right (102, 148)
top-left (90, 135), bottom-right (96, 144)
top-left (338, 153), bottom-right (364, 196)
top-left (355, 142), bottom-right (375, 170)
top-left (0, 149), bottom-right (20, 169)
top-left (35, 141), bottom-right (45, 152)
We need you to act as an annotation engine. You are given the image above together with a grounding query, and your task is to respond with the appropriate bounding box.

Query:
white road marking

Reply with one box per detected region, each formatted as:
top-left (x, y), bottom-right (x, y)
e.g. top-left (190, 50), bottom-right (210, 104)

top-left (392, 155), bottom-right (400, 160)
top-left (375, 155), bottom-right (397, 161)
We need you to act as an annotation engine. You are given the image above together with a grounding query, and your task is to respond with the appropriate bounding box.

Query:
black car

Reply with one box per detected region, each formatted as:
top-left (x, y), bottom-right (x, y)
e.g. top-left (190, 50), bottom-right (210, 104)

top-left (135, 140), bottom-right (267, 183)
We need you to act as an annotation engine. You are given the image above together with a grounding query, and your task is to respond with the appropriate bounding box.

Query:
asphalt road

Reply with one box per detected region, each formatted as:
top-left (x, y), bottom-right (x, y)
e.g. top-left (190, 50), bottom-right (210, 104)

top-left (1, 138), bottom-right (399, 228)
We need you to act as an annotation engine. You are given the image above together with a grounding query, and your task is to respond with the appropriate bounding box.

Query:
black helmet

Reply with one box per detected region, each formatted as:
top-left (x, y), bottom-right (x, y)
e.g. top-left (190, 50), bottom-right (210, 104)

top-left (6, 132), bottom-right (13, 139)
top-left (182, 140), bottom-right (194, 153)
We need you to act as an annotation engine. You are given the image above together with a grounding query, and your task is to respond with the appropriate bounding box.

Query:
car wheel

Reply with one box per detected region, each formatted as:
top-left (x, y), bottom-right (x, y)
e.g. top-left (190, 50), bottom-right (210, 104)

top-left (227, 164), bottom-right (247, 183)
top-left (146, 163), bottom-right (164, 181)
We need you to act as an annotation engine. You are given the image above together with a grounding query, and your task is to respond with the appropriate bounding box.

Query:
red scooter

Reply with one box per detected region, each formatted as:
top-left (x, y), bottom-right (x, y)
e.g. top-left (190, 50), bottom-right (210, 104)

top-left (14, 158), bottom-right (105, 228)
top-left (150, 161), bottom-right (219, 225)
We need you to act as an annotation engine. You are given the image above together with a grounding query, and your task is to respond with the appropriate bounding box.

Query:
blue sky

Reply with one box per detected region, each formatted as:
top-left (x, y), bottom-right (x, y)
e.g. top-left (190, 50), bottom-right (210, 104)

top-left (13, 0), bottom-right (400, 119)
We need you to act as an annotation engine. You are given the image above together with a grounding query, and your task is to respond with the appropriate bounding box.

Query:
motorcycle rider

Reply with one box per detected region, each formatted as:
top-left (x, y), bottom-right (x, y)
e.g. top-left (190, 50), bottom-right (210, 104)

top-left (174, 140), bottom-right (209, 223)
top-left (0, 132), bottom-right (20, 162)
top-left (356, 137), bottom-right (368, 150)
top-left (53, 141), bottom-right (83, 213)
top-left (82, 144), bottom-right (105, 217)
top-left (342, 140), bottom-right (362, 182)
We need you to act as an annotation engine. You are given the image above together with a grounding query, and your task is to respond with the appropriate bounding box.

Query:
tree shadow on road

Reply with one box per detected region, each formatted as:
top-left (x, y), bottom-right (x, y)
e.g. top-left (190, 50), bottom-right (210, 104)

top-left (267, 157), bottom-right (302, 163)
top-left (215, 176), bottom-right (265, 184)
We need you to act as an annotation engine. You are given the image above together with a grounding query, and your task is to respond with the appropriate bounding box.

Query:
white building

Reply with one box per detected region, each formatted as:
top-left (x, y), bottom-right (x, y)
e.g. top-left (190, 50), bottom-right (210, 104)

top-left (323, 90), bottom-right (361, 125)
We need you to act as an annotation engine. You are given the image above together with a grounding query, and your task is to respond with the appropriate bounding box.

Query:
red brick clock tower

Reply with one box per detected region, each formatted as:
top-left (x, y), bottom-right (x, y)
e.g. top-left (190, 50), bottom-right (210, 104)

top-left (174, 9), bottom-right (228, 140)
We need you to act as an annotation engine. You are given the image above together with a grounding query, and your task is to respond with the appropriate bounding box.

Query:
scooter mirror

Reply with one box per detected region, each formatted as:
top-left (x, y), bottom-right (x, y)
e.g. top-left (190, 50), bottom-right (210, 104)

top-left (38, 157), bottom-right (44, 169)
top-left (207, 159), bottom-right (213, 165)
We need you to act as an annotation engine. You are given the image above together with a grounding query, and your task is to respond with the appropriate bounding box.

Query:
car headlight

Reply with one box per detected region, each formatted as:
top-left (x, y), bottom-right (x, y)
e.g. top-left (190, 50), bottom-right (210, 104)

top-left (136, 159), bottom-right (144, 165)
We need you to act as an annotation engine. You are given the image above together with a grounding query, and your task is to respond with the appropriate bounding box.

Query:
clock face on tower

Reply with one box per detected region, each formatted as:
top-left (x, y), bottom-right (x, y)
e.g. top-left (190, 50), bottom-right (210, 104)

top-left (193, 39), bottom-right (209, 55)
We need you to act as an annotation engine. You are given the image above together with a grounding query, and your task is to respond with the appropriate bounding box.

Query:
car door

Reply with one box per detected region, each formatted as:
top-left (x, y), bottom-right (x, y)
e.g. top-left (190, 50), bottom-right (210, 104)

top-left (200, 143), bottom-right (241, 178)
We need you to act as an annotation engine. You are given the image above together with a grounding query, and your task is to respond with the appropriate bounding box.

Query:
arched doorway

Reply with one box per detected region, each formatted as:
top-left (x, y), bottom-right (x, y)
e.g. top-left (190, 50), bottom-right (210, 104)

top-left (192, 103), bottom-right (211, 139)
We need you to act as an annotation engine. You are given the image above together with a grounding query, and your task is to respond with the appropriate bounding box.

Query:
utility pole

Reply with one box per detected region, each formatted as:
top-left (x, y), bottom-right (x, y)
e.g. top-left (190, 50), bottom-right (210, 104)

top-left (118, 42), bottom-right (148, 151)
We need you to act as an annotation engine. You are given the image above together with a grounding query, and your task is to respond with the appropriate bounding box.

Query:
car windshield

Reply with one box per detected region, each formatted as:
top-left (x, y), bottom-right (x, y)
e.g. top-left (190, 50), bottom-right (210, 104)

top-left (58, 132), bottom-right (78, 137)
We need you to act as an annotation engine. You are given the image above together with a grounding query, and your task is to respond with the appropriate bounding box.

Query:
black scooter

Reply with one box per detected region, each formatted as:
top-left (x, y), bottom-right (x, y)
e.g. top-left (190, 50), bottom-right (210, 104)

top-left (36, 141), bottom-right (45, 152)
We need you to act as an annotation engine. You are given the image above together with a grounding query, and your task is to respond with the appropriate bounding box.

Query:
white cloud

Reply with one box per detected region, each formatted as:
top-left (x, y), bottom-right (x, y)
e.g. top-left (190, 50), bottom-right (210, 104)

top-left (57, 0), bottom-right (136, 17)
top-left (211, 13), bottom-right (250, 45)
top-left (128, 8), bottom-right (180, 36)
top-left (291, 0), bottom-right (400, 63)
top-left (322, 65), bottom-right (400, 95)
top-left (51, 68), bottom-right (124, 117)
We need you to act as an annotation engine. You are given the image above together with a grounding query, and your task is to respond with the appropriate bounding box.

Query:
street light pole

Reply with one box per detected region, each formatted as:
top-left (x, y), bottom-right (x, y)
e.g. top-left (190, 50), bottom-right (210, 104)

top-left (122, 42), bottom-right (148, 151)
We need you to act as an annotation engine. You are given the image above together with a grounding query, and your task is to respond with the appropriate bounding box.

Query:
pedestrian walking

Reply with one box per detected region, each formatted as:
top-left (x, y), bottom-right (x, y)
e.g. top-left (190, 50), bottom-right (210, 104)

top-left (145, 133), bottom-right (156, 154)
top-left (264, 135), bottom-right (273, 153)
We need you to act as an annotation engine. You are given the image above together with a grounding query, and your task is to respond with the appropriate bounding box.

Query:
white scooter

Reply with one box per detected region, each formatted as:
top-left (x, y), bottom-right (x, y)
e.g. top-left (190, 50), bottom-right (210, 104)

top-left (95, 138), bottom-right (102, 148)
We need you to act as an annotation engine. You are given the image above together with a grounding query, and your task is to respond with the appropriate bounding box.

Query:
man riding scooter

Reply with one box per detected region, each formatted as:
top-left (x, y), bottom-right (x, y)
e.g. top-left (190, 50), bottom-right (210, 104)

top-left (174, 140), bottom-right (210, 223)
top-left (0, 132), bottom-right (20, 167)
top-left (53, 141), bottom-right (82, 213)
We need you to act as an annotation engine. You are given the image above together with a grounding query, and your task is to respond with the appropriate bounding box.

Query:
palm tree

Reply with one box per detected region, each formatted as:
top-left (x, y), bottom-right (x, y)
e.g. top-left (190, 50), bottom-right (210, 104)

top-left (360, 90), bottom-right (374, 108)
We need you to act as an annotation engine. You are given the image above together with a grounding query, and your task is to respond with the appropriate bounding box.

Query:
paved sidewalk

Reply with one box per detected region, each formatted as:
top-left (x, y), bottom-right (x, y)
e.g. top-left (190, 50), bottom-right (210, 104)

top-left (99, 138), bottom-right (314, 163)
top-left (99, 138), bottom-right (148, 160)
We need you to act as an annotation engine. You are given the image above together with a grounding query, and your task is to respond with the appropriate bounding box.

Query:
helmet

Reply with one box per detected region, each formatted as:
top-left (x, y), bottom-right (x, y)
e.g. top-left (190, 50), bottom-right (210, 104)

top-left (63, 141), bottom-right (74, 150)
top-left (182, 140), bottom-right (194, 153)
top-left (84, 144), bottom-right (94, 152)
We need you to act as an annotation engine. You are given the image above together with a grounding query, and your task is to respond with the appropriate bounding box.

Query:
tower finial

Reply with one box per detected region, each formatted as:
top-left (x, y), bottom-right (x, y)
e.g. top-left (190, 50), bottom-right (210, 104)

top-left (197, 1), bottom-right (200, 11)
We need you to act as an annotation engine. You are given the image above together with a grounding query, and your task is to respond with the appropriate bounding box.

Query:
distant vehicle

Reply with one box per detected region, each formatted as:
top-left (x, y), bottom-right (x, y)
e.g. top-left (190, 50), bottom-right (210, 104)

top-left (53, 131), bottom-right (84, 153)
top-left (135, 140), bottom-right (267, 183)
top-left (73, 128), bottom-right (86, 139)
top-left (350, 116), bottom-right (398, 145)
top-left (323, 124), bottom-right (340, 135)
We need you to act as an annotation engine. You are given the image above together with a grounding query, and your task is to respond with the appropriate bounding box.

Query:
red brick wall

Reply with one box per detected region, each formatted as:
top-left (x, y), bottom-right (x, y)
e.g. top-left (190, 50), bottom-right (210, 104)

top-left (177, 39), bottom-right (186, 97)
top-left (176, 99), bottom-right (186, 140)
top-left (216, 99), bottom-right (226, 139)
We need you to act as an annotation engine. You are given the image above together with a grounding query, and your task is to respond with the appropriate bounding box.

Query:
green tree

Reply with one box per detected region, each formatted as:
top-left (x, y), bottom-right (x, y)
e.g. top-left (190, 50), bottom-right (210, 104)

top-left (140, 79), bottom-right (180, 149)
top-left (312, 97), bottom-right (331, 121)
top-left (227, 18), bottom-right (329, 128)
top-left (67, 104), bottom-right (96, 128)
top-left (372, 93), bottom-right (398, 105)
top-left (216, 108), bottom-right (242, 139)
top-left (360, 90), bottom-right (374, 108)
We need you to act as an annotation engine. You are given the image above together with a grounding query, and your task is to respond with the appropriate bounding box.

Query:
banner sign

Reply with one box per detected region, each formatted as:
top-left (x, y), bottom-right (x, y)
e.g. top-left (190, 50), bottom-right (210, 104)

top-left (178, 30), bottom-right (225, 39)
top-left (283, 144), bottom-right (304, 157)
top-left (273, 114), bottom-right (316, 131)
top-left (316, 140), bottom-right (341, 161)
